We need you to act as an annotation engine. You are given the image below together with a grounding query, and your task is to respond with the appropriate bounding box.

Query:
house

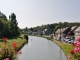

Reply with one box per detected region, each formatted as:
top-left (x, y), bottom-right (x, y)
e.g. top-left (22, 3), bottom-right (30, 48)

top-left (67, 26), bottom-right (78, 36)
top-left (43, 29), bottom-right (50, 35)
top-left (32, 30), bottom-right (38, 35)
top-left (63, 27), bottom-right (71, 36)
top-left (54, 28), bottom-right (66, 38)
top-left (32, 32), bottom-right (38, 35)
top-left (37, 30), bottom-right (43, 35)
top-left (54, 27), bottom-right (71, 38)
top-left (27, 31), bottom-right (32, 34)
top-left (74, 27), bottom-right (80, 40)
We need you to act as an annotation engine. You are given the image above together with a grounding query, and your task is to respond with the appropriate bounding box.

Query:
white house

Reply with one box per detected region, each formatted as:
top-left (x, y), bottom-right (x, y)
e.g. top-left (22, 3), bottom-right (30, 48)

top-left (74, 27), bottom-right (80, 40)
top-left (43, 29), bottom-right (50, 35)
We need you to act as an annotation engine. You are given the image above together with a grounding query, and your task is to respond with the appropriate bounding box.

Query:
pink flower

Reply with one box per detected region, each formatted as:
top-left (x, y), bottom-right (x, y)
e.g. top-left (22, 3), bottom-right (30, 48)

top-left (77, 42), bottom-right (80, 47)
top-left (76, 37), bottom-right (80, 41)
top-left (74, 41), bottom-right (79, 46)
top-left (74, 47), bottom-right (80, 53)
top-left (4, 58), bottom-right (10, 60)
top-left (67, 55), bottom-right (72, 60)
top-left (77, 47), bottom-right (80, 52)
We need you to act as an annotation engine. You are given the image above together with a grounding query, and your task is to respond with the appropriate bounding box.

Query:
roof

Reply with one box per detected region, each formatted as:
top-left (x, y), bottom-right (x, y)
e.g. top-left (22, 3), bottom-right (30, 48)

top-left (75, 27), bottom-right (80, 32)
top-left (71, 26), bottom-right (77, 31)
top-left (55, 27), bottom-right (71, 34)
top-left (55, 28), bottom-right (66, 33)
top-left (63, 27), bottom-right (71, 34)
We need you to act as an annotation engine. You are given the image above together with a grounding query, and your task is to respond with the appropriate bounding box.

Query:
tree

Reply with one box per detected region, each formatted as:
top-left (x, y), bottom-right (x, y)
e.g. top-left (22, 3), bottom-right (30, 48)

top-left (9, 13), bottom-right (20, 37)
top-left (0, 12), bottom-right (8, 21)
top-left (63, 22), bottom-right (68, 28)
top-left (24, 27), bottom-right (28, 31)
top-left (30, 27), bottom-right (33, 31)
top-left (0, 18), bottom-right (5, 37)
top-left (0, 18), bottom-right (10, 38)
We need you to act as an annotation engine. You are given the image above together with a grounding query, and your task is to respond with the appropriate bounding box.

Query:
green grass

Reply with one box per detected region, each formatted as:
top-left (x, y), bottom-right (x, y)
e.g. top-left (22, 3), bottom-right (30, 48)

top-left (53, 39), bottom-right (77, 60)
top-left (41, 36), bottom-right (77, 60)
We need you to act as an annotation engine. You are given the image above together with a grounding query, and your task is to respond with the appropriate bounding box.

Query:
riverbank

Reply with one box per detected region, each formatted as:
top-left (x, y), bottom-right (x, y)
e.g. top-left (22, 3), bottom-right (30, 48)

top-left (0, 34), bottom-right (28, 60)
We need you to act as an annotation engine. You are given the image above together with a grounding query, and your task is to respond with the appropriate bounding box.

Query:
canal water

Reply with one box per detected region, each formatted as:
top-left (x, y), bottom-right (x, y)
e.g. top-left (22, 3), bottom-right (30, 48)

top-left (17, 36), bottom-right (67, 60)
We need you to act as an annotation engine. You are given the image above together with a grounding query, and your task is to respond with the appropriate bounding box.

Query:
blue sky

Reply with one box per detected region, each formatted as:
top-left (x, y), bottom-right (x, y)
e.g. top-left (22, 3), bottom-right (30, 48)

top-left (0, 0), bottom-right (80, 28)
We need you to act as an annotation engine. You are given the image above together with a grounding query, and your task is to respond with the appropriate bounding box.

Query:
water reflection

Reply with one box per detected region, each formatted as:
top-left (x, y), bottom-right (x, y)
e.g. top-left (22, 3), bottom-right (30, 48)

top-left (18, 36), bottom-right (67, 60)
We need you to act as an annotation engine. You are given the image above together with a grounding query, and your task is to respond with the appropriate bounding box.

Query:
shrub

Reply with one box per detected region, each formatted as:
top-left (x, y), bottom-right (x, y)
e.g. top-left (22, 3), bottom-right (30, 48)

top-left (24, 34), bottom-right (29, 40)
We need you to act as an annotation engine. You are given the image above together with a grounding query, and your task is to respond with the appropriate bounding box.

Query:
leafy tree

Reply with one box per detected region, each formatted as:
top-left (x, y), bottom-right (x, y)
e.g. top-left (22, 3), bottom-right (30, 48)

top-left (0, 12), bottom-right (8, 21)
top-left (0, 18), bottom-right (5, 37)
top-left (24, 27), bottom-right (28, 32)
top-left (9, 13), bottom-right (20, 37)
top-left (30, 27), bottom-right (33, 31)
top-left (0, 18), bottom-right (10, 38)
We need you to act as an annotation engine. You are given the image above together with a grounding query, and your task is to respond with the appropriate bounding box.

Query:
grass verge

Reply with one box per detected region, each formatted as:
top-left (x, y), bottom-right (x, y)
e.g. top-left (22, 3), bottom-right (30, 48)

top-left (52, 39), bottom-right (77, 60)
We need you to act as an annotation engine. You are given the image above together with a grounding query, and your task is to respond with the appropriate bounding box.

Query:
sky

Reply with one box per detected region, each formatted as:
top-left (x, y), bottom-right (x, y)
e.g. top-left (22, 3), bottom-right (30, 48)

top-left (0, 0), bottom-right (80, 28)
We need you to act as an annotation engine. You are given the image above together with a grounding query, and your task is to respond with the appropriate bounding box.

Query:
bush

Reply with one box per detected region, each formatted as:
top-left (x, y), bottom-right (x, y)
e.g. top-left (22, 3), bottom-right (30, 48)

top-left (24, 34), bottom-right (29, 40)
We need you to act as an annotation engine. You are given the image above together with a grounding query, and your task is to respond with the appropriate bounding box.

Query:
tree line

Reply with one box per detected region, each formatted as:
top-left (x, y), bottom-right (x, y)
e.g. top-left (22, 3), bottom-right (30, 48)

top-left (0, 12), bottom-right (20, 38)
top-left (23, 22), bottom-right (80, 34)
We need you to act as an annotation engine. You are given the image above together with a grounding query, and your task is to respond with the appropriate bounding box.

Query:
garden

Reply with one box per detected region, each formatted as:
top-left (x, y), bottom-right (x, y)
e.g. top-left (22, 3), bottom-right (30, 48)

top-left (0, 34), bottom-right (28, 60)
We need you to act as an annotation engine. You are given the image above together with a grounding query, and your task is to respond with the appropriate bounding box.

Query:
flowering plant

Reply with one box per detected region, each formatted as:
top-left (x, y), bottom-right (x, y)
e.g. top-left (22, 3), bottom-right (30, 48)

top-left (0, 37), bottom-right (22, 60)
top-left (68, 37), bottom-right (80, 60)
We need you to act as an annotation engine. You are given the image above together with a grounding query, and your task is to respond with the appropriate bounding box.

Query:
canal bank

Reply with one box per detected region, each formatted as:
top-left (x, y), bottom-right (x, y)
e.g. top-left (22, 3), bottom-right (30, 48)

top-left (17, 36), bottom-right (67, 60)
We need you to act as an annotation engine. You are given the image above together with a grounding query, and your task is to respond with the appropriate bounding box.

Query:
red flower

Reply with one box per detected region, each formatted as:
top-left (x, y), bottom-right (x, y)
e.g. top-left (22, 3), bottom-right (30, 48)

top-left (12, 42), bottom-right (17, 48)
top-left (72, 43), bottom-right (76, 46)
top-left (18, 51), bottom-right (22, 55)
top-left (70, 50), bottom-right (74, 54)
top-left (2, 37), bottom-right (8, 41)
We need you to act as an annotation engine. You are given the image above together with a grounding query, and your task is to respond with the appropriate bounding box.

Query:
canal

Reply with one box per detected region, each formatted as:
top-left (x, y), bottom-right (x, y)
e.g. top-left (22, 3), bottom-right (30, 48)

top-left (18, 36), bottom-right (67, 60)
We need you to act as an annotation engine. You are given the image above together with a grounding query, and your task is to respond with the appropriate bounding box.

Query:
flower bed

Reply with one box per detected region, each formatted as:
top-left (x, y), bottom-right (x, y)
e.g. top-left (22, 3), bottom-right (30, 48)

top-left (0, 36), bottom-right (28, 60)
top-left (68, 38), bottom-right (80, 60)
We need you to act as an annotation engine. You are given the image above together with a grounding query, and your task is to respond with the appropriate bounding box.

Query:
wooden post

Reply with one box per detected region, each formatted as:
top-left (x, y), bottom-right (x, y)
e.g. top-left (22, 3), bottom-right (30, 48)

top-left (60, 48), bottom-right (62, 60)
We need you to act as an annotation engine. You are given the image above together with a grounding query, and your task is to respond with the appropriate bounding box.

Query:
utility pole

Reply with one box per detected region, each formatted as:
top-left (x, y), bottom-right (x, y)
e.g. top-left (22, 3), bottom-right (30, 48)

top-left (60, 23), bottom-right (62, 60)
top-left (60, 23), bottom-right (62, 42)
